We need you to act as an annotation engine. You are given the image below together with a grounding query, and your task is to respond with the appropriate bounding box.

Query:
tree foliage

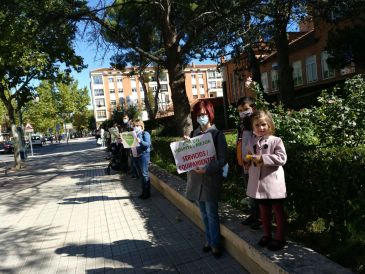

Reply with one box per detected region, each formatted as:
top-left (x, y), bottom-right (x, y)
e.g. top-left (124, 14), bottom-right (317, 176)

top-left (88, 0), bottom-right (249, 135)
top-left (23, 79), bottom-right (90, 134)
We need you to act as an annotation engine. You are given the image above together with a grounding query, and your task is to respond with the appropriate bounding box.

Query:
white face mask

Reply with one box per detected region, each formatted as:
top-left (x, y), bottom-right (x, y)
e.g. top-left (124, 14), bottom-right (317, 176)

top-left (197, 115), bottom-right (209, 126)
top-left (134, 126), bottom-right (142, 134)
top-left (123, 118), bottom-right (128, 124)
top-left (239, 109), bottom-right (253, 118)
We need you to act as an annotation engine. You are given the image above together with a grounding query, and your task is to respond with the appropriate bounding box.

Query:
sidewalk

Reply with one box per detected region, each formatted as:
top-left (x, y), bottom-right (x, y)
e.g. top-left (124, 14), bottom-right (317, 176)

top-left (0, 139), bottom-right (247, 274)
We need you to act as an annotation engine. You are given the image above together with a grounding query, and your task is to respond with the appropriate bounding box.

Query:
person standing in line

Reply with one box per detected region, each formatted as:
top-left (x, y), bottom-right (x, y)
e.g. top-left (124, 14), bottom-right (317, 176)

top-left (100, 126), bottom-right (105, 148)
top-left (236, 97), bottom-right (261, 230)
top-left (120, 115), bottom-right (132, 173)
top-left (129, 120), bottom-right (140, 179)
top-left (184, 100), bottom-right (227, 258)
top-left (246, 110), bottom-right (288, 251)
top-left (133, 119), bottom-right (152, 199)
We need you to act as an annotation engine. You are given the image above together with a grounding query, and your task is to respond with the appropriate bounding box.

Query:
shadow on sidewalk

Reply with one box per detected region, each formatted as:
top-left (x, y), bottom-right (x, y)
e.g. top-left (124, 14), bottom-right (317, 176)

top-left (57, 195), bottom-right (130, 204)
top-left (0, 225), bottom-right (57, 274)
top-left (55, 240), bottom-right (176, 273)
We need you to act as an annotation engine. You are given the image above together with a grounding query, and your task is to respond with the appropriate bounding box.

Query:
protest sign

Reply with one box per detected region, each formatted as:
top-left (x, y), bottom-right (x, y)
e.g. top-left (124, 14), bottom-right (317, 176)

top-left (109, 127), bottom-right (119, 142)
top-left (120, 132), bottom-right (140, 148)
top-left (170, 133), bottom-right (216, 174)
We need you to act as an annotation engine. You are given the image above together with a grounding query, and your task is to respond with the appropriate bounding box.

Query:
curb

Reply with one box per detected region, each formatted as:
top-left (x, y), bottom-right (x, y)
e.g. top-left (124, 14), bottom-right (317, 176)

top-left (149, 169), bottom-right (354, 274)
top-left (150, 172), bottom-right (287, 274)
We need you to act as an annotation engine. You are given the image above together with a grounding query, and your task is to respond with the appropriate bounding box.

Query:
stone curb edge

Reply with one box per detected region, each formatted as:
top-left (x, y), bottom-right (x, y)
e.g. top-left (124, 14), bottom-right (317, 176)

top-left (150, 172), bottom-right (288, 274)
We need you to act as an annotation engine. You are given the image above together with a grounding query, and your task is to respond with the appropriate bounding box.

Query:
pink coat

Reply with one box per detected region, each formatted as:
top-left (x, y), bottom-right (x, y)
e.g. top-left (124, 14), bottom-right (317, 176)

top-left (246, 135), bottom-right (287, 199)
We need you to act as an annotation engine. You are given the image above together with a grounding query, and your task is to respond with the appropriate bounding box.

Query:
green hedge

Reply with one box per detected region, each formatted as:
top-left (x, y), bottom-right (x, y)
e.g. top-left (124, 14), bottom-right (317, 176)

top-left (151, 134), bottom-right (365, 273)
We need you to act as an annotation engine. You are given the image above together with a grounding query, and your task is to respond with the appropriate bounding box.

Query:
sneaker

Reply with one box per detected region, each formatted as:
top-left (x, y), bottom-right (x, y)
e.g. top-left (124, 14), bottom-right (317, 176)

top-left (241, 215), bottom-right (255, 226)
top-left (250, 220), bottom-right (262, 231)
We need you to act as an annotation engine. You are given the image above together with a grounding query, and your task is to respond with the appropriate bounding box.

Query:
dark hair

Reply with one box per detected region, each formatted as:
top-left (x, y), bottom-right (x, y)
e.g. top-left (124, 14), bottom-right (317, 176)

top-left (192, 100), bottom-right (215, 123)
top-left (237, 96), bottom-right (255, 108)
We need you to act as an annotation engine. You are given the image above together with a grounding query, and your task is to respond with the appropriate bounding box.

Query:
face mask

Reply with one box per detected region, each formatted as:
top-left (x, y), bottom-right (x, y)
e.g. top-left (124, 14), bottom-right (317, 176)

top-left (239, 109), bottom-right (253, 118)
top-left (123, 118), bottom-right (128, 124)
top-left (197, 115), bottom-right (209, 126)
top-left (134, 126), bottom-right (142, 134)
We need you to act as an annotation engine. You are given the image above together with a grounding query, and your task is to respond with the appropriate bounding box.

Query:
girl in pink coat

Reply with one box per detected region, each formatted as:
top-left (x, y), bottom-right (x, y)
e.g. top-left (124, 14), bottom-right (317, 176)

top-left (246, 110), bottom-right (287, 251)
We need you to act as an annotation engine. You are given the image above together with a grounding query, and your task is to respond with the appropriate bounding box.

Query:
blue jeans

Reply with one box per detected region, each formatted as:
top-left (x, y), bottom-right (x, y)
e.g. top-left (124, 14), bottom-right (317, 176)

top-left (198, 201), bottom-right (220, 248)
top-left (136, 153), bottom-right (150, 190)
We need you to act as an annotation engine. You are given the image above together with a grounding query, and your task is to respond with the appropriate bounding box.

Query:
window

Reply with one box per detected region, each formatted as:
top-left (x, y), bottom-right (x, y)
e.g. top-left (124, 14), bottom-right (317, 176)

top-left (271, 70), bottom-right (279, 91)
top-left (199, 84), bottom-right (204, 89)
top-left (191, 74), bottom-right (196, 79)
top-left (192, 84), bottom-right (197, 89)
top-left (108, 77), bottom-right (114, 83)
top-left (321, 51), bottom-right (335, 79)
top-left (306, 55), bottom-right (318, 83)
top-left (94, 89), bottom-right (104, 96)
top-left (193, 95), bottom-right (198, 99)
top-left (95, 98), bottom-right (105, 107)
top-left (200, 94), bottom-right (205, 98)
top-left (96, 110), bottom-right (106, 118)
top-left (110, 100), bottom-right (116, 106)
top-left (132, 87), bottom-right (137, 93)
top-left (160, 84), bottom-right (168, 91)
top-left (116, 77), bottom-right (122, 82)
top-left (292, 61), bottom-right (303, 86)
top-left (93, 75), bottom-right (103, 85)
top-left (261, 72), bottom-right (269, 93)
top-left (109, 89), bottom-right (115, 93)
top-left (198, 74), bottom-right (203, 79)
top-left (208, 81), bottom-right (216, 89)
top-left (118, 88), bottom-right (123, 93)
top-left (208, 71), bottom-right (215, 79)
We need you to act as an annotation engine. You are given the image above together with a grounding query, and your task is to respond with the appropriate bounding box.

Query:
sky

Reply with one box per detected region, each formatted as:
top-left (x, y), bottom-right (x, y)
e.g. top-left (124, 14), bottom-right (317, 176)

top-left (71, 36), bottom-right (113, 94)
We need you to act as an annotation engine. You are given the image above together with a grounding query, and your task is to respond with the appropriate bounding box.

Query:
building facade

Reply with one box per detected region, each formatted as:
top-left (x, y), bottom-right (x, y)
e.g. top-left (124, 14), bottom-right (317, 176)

top-left (222, 18), bottom-right (362, 107)
top-left (90, 64), bottom-right (222, 126)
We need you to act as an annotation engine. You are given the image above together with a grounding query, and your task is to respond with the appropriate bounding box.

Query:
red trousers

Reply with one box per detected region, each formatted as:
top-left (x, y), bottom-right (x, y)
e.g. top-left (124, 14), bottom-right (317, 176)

top-left (259, 201), bottom-right (286, 241)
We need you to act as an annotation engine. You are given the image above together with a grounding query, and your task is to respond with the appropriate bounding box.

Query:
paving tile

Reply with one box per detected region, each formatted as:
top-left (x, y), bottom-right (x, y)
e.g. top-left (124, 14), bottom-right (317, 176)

top-left (0, 138), bottom-right (247, 274)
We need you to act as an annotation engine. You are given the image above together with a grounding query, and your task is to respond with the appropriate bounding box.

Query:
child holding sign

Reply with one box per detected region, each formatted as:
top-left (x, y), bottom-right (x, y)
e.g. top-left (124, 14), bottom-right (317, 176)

top-left (184, 100), bottom-right (227, 258)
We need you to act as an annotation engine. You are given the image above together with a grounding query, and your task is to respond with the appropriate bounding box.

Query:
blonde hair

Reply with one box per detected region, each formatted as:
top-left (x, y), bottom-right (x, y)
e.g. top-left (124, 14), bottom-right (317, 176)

top-left (133, 119), bottom-right (145, 130)
top-left (251, 110), bottom-right (275, 135)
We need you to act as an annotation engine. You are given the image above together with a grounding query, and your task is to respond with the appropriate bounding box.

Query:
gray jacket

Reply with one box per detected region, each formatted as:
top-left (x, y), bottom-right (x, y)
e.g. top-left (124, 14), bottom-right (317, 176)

top-left (186, 125), bottom-right (228, 202)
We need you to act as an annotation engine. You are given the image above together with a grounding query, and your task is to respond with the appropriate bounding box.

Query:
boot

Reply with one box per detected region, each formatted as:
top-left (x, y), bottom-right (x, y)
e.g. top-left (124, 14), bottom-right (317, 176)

top-left (138, 184), bottom-right (145, 199)
top-left (142, 183), bottom-right (151, 199)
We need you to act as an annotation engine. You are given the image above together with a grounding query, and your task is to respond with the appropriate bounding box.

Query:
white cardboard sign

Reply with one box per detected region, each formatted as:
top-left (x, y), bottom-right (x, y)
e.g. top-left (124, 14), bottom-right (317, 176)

top-left (170, 133), bottom-right (216, 174)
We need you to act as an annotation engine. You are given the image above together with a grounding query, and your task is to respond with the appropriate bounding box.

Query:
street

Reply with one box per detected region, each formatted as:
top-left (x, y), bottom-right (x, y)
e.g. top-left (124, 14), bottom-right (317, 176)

top-left (0, 137), bottom-right (247, 274)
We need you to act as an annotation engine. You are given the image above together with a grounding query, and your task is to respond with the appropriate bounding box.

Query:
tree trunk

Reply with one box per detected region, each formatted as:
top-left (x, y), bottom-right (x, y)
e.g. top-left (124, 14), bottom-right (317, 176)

top-left (1, 94), bottom-right (23, 168)
top-left (274, 21), bottom-right (294, 106)
top-left (166, 53), bottom-right (192, 136)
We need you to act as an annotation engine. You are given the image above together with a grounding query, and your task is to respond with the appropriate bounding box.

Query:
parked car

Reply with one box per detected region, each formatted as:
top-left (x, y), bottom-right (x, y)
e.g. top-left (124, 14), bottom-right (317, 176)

top-left (0, 143), bottom-right (5, 154)
top-left (31, 135), bottom-right (43, 147)
top-left (3, 141), bottom-right (14, 153)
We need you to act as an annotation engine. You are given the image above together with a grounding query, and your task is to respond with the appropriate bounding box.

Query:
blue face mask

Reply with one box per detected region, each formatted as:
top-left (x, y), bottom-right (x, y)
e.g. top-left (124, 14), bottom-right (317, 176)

top-left (197, 115), bottom-right (209, 126)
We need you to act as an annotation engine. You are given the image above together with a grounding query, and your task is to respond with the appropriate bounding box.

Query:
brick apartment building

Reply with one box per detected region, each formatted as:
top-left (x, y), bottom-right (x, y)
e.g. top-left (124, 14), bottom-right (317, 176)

top-left (221, 17), bottom-right (363, 107)
top-left (90, 64), bottom-right (223, 126)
